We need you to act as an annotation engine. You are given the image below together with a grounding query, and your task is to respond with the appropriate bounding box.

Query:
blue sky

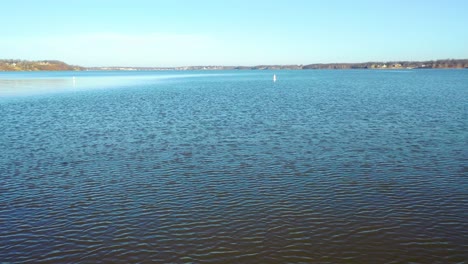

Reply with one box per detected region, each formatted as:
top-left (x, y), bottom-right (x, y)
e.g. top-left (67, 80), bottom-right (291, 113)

top-left (1, 0), bottom-right (467, 66)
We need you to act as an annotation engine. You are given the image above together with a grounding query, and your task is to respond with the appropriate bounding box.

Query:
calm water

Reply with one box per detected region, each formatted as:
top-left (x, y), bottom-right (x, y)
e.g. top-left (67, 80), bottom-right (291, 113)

top-left (0, 70), bottom-right (467, 263)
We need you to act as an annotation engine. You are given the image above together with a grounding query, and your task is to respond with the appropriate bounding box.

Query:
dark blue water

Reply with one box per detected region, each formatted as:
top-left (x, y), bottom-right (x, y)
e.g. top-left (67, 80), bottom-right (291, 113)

top-left (1, 70), bottom-right (467, 263)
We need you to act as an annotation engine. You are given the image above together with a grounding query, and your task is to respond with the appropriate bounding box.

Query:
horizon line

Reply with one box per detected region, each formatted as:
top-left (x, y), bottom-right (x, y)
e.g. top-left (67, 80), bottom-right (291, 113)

top-left (1, 58), bottom-right (468, 69)
top-left (87, 58), bottom-right (468, 68)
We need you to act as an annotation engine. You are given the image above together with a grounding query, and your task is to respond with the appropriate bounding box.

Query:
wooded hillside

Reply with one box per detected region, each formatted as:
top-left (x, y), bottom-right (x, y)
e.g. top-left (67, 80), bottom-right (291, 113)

top-left (0, 60), bottom-right (84, 71)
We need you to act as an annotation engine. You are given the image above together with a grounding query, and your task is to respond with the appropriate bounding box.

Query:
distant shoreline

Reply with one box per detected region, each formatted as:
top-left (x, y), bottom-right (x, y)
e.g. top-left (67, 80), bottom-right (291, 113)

top-left (1, 59), bottom-right (467, 72)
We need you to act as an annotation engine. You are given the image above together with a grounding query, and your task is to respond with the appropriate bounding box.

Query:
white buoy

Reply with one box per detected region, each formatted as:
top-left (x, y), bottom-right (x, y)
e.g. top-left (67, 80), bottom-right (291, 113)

top-left (273, 74), bottom-right (277, 82)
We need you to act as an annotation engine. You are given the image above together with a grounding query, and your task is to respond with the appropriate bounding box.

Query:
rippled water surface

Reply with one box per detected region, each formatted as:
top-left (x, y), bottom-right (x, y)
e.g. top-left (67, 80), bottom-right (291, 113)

top-left (1, 70), bottom-right (467, 263)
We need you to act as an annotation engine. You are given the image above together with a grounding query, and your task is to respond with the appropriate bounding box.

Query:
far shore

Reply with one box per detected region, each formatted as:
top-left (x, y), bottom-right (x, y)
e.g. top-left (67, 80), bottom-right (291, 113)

top-left (1, 59), bottom-right (467, 72)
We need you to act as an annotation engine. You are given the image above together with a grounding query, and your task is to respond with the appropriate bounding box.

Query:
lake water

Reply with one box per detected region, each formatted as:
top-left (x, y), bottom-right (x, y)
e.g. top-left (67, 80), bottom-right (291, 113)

top-left (0, 70), bottom-right (467, 263)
